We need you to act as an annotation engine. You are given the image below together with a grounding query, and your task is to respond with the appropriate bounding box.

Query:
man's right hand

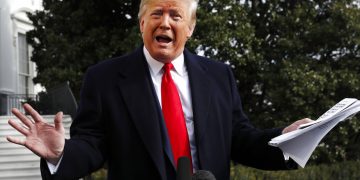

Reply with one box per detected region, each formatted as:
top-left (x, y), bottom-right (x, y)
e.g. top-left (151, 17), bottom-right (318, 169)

top-left (6, 103), bottom-right (65, 165)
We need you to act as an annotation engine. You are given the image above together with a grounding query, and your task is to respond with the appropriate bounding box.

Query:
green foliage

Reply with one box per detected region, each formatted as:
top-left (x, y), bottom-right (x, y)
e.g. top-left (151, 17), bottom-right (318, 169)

top-left (27, 0), bottom-right (142, 99)
top-left (28, 0), bottom-right (360, 165)
top-left (90, 168), bottom-right (107, 180)
top-left (189, 0), bottom-right (360, 165)
top-left (231, 160), bottom-right (360, 180)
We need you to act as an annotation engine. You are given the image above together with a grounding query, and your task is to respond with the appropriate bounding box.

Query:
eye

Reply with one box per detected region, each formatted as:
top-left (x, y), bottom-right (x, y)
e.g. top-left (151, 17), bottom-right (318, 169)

top-left (151, 10), bottom-right (162, 18)
top-left (173, 15), bottom-right (181, 21)
top-left (171, 12), bottom-right (182, 21)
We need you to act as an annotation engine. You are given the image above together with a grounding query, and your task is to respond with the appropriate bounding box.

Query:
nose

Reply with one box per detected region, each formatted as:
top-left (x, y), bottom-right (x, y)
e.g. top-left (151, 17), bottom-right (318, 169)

top-left (159, 14), bottom-right (171, 30)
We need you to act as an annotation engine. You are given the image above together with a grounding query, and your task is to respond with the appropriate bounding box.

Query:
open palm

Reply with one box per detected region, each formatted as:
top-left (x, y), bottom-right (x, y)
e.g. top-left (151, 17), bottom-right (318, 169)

top-left (7, 104), bottom-right (65, 164)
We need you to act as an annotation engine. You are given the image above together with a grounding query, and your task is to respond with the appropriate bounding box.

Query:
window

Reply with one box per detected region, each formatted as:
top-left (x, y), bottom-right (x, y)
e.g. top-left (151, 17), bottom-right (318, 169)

top-left (18, 33), bottom-right (30, 95)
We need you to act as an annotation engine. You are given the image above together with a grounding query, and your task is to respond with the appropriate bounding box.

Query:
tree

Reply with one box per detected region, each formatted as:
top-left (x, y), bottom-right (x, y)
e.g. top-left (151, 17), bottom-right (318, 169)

top-left (28, 0), bottom-right (360, 165)
top-left (189, 0), bottom-right (360, 164)
top-left (244, 0), bottom-right (360, 164)
top-left (27, 0), bottom-right (142, 99)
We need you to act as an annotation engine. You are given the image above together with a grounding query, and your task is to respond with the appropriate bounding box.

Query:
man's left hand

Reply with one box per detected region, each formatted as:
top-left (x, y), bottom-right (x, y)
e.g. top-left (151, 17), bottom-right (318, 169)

top-left (282, 118), bottom-right (313, 134)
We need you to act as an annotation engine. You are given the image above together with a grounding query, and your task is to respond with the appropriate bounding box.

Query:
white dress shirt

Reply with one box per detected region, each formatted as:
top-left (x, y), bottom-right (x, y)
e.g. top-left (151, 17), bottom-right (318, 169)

top-left (143, 47), bottom-right (198, 169)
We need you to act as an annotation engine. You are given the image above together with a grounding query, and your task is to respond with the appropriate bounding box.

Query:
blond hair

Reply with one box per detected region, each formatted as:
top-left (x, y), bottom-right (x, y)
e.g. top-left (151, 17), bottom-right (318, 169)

top-left (138, 0), bottom-right (198, 26)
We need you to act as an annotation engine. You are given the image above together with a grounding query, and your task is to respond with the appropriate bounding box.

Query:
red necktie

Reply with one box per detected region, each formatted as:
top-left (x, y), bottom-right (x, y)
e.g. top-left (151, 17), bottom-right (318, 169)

top-left (161, 63), bottom-right (192, 168)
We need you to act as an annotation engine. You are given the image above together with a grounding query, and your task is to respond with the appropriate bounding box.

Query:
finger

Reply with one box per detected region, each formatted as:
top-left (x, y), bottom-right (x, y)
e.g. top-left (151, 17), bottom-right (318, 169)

top-left (302, 118), bottom-right (313, 123)
top-left (288, 125), bottom-right (298, 132)
top-left (8, 119), bottom-right (30, 136)
top-left (23, 103), bottom-right (44, 123)
top-left (6, 136), bottom-right (26, 146)
top-left (297, 118), bottom-right (313, 125)
top-left (54, 111), bottom-right (64, 133)
top-left (11, 108), bottom-right (33, 128)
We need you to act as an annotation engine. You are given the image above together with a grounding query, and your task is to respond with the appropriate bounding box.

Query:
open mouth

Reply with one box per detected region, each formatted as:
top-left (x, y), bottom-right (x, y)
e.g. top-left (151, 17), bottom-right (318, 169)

top-left (156, 35), bottom-right (173, 43)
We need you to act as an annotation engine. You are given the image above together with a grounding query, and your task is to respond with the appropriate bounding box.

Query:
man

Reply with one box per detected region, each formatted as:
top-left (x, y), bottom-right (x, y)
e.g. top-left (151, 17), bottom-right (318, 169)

top-left (7, 0), bottom-right (311, 179)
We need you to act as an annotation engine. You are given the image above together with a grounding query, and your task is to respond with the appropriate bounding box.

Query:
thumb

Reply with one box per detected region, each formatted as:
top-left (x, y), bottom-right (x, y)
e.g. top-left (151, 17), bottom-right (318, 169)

top-left (54, 111), bottom-right (64, 133)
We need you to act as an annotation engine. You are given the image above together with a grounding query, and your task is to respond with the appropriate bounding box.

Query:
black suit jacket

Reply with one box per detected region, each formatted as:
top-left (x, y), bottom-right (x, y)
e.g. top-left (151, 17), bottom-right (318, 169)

top-left (41, 46), bottom-right (291, 180)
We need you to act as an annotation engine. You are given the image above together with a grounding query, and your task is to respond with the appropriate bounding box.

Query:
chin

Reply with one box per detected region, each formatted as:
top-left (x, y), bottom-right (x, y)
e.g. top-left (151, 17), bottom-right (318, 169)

top-left (153, 51), bottom-right (174, 61)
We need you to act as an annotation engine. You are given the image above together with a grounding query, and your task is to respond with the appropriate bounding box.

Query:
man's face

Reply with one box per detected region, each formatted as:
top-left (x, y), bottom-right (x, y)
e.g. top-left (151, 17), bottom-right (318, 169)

top-left (140, 0), bottom-right (194, 63)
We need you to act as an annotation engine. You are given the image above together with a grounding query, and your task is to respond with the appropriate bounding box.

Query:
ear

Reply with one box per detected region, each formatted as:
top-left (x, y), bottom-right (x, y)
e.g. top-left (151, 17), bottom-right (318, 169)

top-left (139, 18), bottom-right (145, 33)
top-left (186, 23), bottom-right (195, 39)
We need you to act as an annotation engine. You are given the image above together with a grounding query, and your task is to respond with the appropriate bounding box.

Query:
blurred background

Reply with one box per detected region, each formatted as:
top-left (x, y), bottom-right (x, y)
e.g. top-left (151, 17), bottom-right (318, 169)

top-left (0, 0), bottom-right (359, 179)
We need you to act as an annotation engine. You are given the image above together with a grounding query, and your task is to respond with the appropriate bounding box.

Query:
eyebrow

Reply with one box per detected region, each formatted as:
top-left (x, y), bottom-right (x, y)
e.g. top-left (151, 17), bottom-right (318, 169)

top-left (148, 6), bottom-right (187, 19)
top-left (151, 6), bottom-right (184, 13)
top-left (151, 8), bottom-right (163, 13)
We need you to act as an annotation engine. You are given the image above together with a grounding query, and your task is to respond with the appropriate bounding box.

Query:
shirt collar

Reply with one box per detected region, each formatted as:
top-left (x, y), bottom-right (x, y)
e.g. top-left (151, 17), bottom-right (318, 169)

top-left (143, 46), bottom-right (186, 76)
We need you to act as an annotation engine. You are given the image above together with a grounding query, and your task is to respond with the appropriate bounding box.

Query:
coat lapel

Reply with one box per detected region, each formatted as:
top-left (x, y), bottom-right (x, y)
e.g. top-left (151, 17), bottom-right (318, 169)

top-left (116, 47), bottom-right (167, 180)
top-left (115, 47), bottom-right (212, 176)
top-left (184, 49), bottom-right (212, 161)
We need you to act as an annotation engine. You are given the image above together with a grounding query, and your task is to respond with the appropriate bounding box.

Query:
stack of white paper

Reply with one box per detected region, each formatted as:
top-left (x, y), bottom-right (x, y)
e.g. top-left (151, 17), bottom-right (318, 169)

top-left (269, 98), bottom-right (360, 168)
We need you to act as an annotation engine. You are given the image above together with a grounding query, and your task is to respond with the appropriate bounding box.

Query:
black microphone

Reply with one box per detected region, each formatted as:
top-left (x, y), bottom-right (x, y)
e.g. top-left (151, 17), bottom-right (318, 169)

top-left (176, 156), bottom-right (192, 180)
top-left (192, 170), bottom-right (216, 180)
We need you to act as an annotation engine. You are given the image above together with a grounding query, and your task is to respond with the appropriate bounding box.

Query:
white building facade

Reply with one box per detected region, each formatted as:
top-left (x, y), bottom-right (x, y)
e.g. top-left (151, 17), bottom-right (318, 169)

top-left (0, 0), bottom-right (43, 115)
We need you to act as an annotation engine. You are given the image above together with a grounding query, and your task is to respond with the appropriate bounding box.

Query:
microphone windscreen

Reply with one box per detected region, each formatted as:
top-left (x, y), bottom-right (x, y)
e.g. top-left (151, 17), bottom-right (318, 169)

top-left (192, 170), bottom-right (216, 180)
top-left (176, 156), bottom-right (192, 180)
